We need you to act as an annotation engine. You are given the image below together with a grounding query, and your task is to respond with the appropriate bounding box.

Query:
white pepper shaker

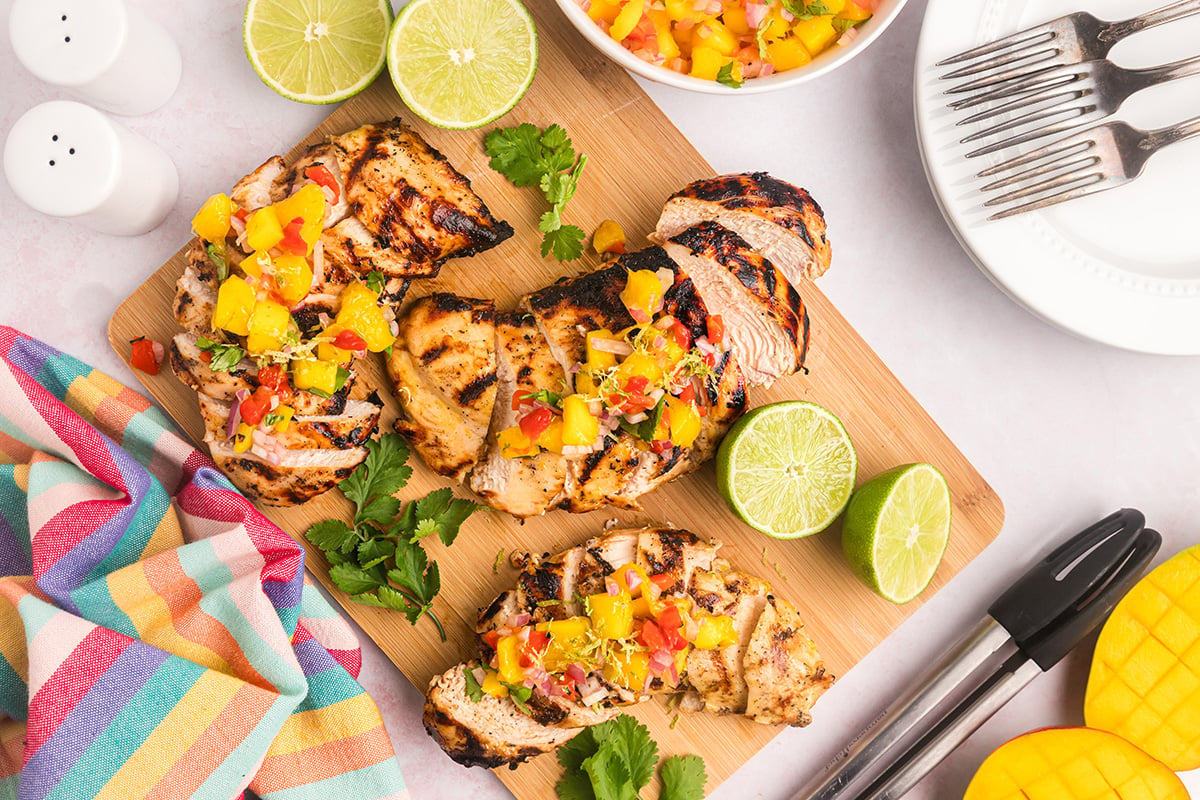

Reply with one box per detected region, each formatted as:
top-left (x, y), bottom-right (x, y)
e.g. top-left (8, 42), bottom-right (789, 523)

top-left (8, 0), bottom-right (181, 116)
top-left (4, 101), bottom-right (179, 236)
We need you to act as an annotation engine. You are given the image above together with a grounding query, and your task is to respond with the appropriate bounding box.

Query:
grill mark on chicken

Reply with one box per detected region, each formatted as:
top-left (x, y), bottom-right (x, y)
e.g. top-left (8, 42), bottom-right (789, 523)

top-left (420, 344), bottom-right (449, 364)
top-left (457, 372), bottom-right (498, 406)
top-left (667, 172), bottom-right (826, 250)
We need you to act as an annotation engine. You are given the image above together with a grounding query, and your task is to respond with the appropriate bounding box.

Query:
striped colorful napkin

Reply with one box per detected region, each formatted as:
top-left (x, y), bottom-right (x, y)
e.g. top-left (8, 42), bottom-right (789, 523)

top-left (0, 328), bottom-right (409, 800)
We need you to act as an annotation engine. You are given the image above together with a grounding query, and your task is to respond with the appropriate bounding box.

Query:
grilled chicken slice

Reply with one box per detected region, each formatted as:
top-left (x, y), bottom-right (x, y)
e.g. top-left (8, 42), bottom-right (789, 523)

top-left (230, 156), bottom-right (287, 212)
top-left (744, 595), bottom-right (834, 726)
top-left (388, 294), bottom-right (497, 481)
top-left (205, 440), bottom-right (368, 506)
top-left (281, 142), bottom-right (352, 228)
top-left (428, 527), bottom-right (831, 768)
top-left (655, 172), bottom-right (832, 284)
top-left (468, 312), bottom-right (570, 518)
top-left (319, 119), bottom-right (513, 281)
top-left (664, 222), bottom-right (809, 385)
top-left (169, 333), bottom-right (255, 402)
top-left (196, 395), bottom-right (379, 452)
top-left (683, 567), bottom-right (771, 715)
top-left (424, 663), bottom-right (583, 769)
top-left (173, 241), bottom-right (219, 335)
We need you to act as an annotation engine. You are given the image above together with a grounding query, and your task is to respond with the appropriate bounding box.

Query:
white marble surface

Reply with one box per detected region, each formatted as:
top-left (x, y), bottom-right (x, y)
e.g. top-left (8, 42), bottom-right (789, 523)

top-left (2, 1), bottom-right (1199, 798)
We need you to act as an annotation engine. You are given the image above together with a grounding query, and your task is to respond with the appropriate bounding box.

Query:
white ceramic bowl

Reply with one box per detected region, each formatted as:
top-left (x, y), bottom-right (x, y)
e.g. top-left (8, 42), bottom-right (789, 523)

top-left (553, 0), bottom-right (908, 94)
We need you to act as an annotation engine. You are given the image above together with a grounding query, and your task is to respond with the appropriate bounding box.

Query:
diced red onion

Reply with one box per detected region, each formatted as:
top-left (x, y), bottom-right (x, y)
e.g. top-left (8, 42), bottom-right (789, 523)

top-left (150, 340), bottom-right (165, 364)
top-left (838, 27), bottom-right (860, 46)
top-left (590, 337), bottom-right (634, 355)
top-left (580, 685), bottom-right (608, 706)
top-left (471, 666), bottom-right (487, 686)
top-left (760, 63), bottom-right (775, 77)
top-left (629, 308), bottom-right (651, 324)
top-left (648, 649), bottom-right (674, 672)
top-left (562, 445), bottom-right (593, 457)
top-left (746, 1), bottom-right (768, 28)
top-left (566, 663), bottom-right (588, 684)
top-left (606, 579), bottom-right (620, 597)
top-left (624, 412), bottom-right (648, 424)
top-left (648, 388), bottom-right (665, 403)
top-left (683, 615), bottom-right (700, 641)
top-left (311, 241), bottom-right (324, 288)
top-left (652, 335), bottom-right (667, 350)
top-left (780, 7), bottom-right (795, 21)
top-left (695, 337), bottom-right (715, 356)
top-left (567, 362), bottom-right (581, 374)
top-left (510, 613), bottom-right (531, 628)
top-left (226, 389), bottom-right (248, 440)
top-left (587, 399), bottom-right (603, 416)
top-left (626, 570), bottom-right (643, 592)
top-left (269, 395), bottom-right (280, 411)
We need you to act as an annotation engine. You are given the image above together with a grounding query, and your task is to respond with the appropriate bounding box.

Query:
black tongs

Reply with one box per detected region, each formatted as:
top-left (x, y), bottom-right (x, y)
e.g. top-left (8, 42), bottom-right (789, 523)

top-left (794, 509), bottom-right (1161, 800)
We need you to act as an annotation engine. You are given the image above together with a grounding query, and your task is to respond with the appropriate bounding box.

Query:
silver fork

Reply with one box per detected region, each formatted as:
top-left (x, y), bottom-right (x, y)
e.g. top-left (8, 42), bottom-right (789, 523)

top-left (976, 115), bottom-right (1200, 219)
top-left (937, 0), bottom-right (1200, 94)
top-left (956, 54), bottom-right (1200, 157)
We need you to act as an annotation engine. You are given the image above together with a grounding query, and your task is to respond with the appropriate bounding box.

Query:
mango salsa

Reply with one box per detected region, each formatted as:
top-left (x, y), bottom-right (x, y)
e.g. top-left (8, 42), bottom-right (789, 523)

top-left (575, 0), bottom-right (873, 85)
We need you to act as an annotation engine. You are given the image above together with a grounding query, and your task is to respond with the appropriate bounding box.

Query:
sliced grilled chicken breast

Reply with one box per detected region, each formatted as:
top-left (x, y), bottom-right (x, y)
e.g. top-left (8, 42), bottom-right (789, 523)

top-left (664, 222), bottom-right (809, 385)
top-left (173, 241), bottom-right (219, 335)
top-left (424, 663), bottom-right (583, 769)
top-left (388, 294), bottom-right (497, 481)
top-left (468, 312), bottom-right (570, 518)
top-left (655, 172), bottom-right (832, 284)
top-left (281, 142), bottom-right (352, 227)
top-left (427, 527), bottom-right (831, 768)
top-left (169, 333), bottom-right (255, 402)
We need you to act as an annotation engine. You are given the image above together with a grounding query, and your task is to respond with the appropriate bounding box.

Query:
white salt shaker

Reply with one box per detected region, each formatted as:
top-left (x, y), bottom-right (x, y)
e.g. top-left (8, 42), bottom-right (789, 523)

top-left (4, 101), bottom-right (179, 236)
top-left (8, 0), bottom-right (181, 116)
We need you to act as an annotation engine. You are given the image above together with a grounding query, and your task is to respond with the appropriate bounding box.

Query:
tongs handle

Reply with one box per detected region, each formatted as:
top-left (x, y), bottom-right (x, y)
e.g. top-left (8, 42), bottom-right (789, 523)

top-left (990, 508), bottom-right (1159, 670)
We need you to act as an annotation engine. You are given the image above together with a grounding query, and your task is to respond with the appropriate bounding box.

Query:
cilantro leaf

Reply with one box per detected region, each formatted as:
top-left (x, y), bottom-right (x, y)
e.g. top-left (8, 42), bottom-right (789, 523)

top-left (542, 224), bottom-right (587, 261)
top-left (592, 715), bottom-right (657, 791)
top-left (357, 537), bottom-right (395, 570)
top-left (463, 667), bottom-right (484, 703)
top-left (558, 728), bottom-right (599, 772)
top-left (304, 519), bottom-right (356, 555)
top-left (555, 771), bottom-right (597, 800)
top-left (340, 433), bottom-right (413, 523)
top-left (415, 486), bottom-right (453, 523)
top-left (434, 497), bottom-right (479, 547)
top-left (783, 0), bottom-right (831, 18)
top-left (366, 270), bottom-right (386, 295)
top-left (833, 16), bottom-right (865, 33)
top-left (205, 242), bottom-right (228, 281)
top-left (195, 337), bottom-right (245, 373)
top-left (329, 563), bottom-right (385, 595)
top-left (413, 518), bottom-right (440, 541)
top-left (716, 62), bottom-right (744, 89)
top-left (660, 755), bottom-right (707, 800)
top-left (521, 389), bottom-right (562, 407)
top-left (503, 681), bottom-right (534, 715)
top-left (582, 747), bottom-right (635, 800)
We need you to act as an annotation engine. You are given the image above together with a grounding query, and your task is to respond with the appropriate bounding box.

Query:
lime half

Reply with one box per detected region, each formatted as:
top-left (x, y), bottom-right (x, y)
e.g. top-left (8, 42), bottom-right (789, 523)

top-left (717, 401), bottom-right (857, 539)
top-left (842, 464), bottom-right (951, 604)
top-left (387, 0), bottom-right (538, 130)
top-left (244, 0), bottom-right (392, 104)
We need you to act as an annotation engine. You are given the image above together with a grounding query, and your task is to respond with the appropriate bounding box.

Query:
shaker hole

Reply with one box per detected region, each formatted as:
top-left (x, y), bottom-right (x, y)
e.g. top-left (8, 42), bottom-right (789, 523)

top-left (52, 135), bottom-right (58, 141)
top-left (62, 14), bottom-right (67, 21)
top-left (65, 36), bottom-right (71, 42)
top-left (69, 148), bottom-right (76, 155)
top-left (49, 161), bottom-right (56, 167)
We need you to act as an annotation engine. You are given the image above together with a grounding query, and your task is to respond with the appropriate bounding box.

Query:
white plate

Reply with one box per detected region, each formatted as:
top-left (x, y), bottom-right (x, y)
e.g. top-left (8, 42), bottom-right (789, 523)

top-left (914, 0), bottom-right (1200, 354)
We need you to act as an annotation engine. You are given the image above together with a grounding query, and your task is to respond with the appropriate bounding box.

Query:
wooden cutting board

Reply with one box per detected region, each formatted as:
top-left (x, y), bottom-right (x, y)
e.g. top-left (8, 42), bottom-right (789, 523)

top-left (110, 1), bottom-right (1004, 796)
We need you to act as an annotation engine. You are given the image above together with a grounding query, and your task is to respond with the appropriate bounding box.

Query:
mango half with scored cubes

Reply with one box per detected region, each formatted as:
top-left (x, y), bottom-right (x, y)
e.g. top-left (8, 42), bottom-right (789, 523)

top-left (1084, 544), bottom-right (1200, 771)
top-left (963, 727), bottom-right (1187, 800)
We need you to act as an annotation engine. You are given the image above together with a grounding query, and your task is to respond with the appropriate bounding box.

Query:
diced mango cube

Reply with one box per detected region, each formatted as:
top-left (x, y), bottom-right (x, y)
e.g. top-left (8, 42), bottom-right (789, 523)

top-left (689, 45), bottom-right (727, 81)
top-left (191, 193), bottom-right (232, 243)
top-left (766, 36), bottom-right (813, 72)
top-left (693, 19), bottom-right (738, 57)
top-left (610, 0), bottom-right (645, 42)
top-left (794, 15), bottom-right (838, 55)
top-left (245, 208), bottom-right (283, 252)
top-left (212, 276), bottom-right (256, 336)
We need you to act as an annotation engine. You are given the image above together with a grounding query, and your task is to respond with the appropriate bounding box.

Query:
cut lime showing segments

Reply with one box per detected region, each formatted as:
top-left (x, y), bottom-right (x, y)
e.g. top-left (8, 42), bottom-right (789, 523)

top-left (842, 463), bottom-right (951, 604)
top-left (717, 401), bottom-right (857, 539)
top-left (244, 0), bottom-right (392, 104)
top-left (387, 0), bottom-right (538, 130)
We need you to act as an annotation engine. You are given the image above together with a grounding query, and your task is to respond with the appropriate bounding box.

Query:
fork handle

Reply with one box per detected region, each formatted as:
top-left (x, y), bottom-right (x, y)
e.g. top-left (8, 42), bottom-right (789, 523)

top-left (1103, 0), bottom-right (1200, 42)
top-left (1129, 52), bottom-right (1200, 90)
top-left (1149, 115), bottom-right (1200, 149)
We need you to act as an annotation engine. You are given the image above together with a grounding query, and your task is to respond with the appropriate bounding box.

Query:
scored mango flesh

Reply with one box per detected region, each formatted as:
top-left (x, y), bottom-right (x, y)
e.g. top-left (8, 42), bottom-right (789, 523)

top-left (964, 727), bottom-right (1188, 800)
top-left (1085, 545), bottom-right (1200, 771)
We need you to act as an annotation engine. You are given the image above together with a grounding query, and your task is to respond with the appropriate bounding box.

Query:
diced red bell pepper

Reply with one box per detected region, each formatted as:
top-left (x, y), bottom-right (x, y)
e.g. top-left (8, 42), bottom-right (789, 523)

top-left (239, 387), bottom-right (274, 426)
top-left (280, 216), bottom-right (307, 256)
top-left (129, 337), bottom-right (161, 376)
top-left (649, 573), bottom-right (675, 591)
top-left (518, 406), bottom-right (553, 441)
top-left (649, 439), bottom-right (673, 454)
top-left (671, 321), bottom-right (691, 350)
top-left (706, 315), bottom-right (725, 346)
top-left (678, 383), bottom-right (696, 405)
top-left (656, 604), bottom-right (687, 650)
top-left (332, 328), bottom-right (368, 352)
top-left (483, 630), bottom-right (501, 649)
top-left (256, 364), bottom-right (292, 402)
top-left (639, 619), bottom-right (666, 651)
top-left (625, 375), bottom-right (650, 396)
top-left (520, 630), bottom-right (551, 666)
top-left (304, 164), bottom-right (340, 203)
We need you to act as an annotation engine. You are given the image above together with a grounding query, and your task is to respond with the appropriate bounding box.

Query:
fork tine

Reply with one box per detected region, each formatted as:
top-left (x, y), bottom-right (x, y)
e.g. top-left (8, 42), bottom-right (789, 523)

top-left (981, 152), bottom-right (1098, 192)
top-left (983, 163), bottom-right (1102, 204)
top-left (966, 111), bottom-right (1098, 158)
top-left (936, 29), bottom-right (1056, 67)
top-left (986, 176), bottom-right (1113, 220)
top-left (946, 63), bottom-right (1074, 106)
top-left (957, 86), bottom-right (1087, 130)
top-left (976, 135), bottom-right (1092, 178)
top-left (940, 40), bottom-right (1059, 82)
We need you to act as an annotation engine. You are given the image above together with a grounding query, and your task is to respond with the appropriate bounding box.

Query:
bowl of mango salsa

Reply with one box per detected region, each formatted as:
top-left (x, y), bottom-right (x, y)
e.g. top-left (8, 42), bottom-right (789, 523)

top-left (555, 0), bottom-right (906, 93)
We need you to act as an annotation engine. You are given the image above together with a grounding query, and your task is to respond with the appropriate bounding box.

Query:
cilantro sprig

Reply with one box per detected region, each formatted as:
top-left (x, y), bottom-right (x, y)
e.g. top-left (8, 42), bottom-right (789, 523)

top-left (783, 0), bottom-right (831, 19)
top-left (556, 715), bottom-right (706, 800)
top-left (195, 337), bottom-right (245, 372)
top-left (716, 62), bottom-right (744, 89)
top-left (485, 123), bottom-right (588, 262)
top-left (304, 433), bottom-right (480, 641)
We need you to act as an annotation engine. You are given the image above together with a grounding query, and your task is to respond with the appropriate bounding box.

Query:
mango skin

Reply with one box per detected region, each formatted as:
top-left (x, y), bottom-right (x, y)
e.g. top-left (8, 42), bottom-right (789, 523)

top-left (1085, 544), bottom-right (1200, 771)
top-left (964, 726), bottom-right (1188, 800)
